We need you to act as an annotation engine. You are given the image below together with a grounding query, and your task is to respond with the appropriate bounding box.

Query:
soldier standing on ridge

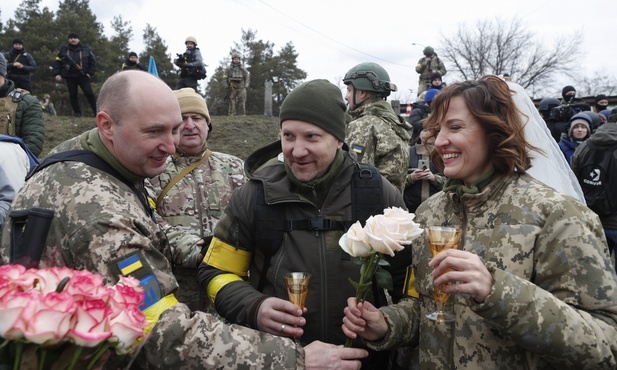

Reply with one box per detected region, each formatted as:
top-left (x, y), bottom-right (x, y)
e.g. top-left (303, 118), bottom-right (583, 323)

top-left (174, 36), bottom-right (205, 92)
top-left (53, 32), bottom-right (97, 117)
top-left (225, 52), bottom-right (250, 115)
top-left (415, 46), bottom-right (446, 97)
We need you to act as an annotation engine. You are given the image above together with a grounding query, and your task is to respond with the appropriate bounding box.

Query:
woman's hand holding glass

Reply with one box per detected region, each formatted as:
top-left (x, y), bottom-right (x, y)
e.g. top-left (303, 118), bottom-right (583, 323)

top-left (429, 248), bottom-right (494, 304)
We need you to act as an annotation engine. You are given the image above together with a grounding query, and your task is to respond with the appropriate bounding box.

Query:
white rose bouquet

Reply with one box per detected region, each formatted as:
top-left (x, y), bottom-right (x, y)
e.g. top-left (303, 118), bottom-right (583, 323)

top-left (0, 264), bottom-right (148, 370)
top-left (339, 207), bottom-right (423, 347)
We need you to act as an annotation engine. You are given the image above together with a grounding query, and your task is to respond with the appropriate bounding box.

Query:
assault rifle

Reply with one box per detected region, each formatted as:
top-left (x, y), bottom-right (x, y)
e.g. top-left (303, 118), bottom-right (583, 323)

top-left (63, 49), bottom-right (85, 76)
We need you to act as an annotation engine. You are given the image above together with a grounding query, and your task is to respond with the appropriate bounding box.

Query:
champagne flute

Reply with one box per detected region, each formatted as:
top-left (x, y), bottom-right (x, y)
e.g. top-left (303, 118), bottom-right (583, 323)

top-left (425, 226), bottom-right (462, 323)
top-left (283, 272), bottom-right (311, 343)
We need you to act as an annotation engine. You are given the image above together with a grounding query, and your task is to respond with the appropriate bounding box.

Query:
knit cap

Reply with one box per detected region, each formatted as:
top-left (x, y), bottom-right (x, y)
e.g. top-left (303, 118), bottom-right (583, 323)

top-left (129, 51), bottom-right (138, 58)
top-left (0, 53), bottom-right (6, 77)
top-left (68, 32), bottom-right (80, 39)
top-left (568, 113), bottom-right (591, 138)
top-left (424, 88), bottom-right (440, 103)
top-left (279, 79), bottom-right (346, 142)
top-left (173, 88), bottom-right (212, 131)
top-left (12, 38), bottom-right (23, 45)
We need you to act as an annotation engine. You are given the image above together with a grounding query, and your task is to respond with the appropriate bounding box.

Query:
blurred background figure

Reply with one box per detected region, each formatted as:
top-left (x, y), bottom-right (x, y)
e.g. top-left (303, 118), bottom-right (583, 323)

top-left (415, 46), bottom-right (446, 96)
top-left (39, 93), bottom-right (56, 116)
top-left (3, 38), bottom-right (37, 93)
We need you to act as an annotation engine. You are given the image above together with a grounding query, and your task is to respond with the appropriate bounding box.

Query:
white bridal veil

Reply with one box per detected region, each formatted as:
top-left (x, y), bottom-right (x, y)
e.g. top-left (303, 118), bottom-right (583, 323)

top-left (507, 80), bottom-right (586, 204)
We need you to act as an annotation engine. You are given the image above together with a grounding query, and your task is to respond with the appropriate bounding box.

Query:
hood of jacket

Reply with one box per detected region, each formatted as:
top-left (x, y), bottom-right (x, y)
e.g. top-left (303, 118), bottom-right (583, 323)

top-left (349, 99), bottom-right (412, 143)
top-left (589, 123), bottom-right (617, 145)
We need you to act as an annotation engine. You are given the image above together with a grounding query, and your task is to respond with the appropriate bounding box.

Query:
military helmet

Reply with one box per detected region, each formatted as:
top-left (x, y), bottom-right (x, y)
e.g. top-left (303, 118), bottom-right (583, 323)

top-left (185, 36), bottom-right (197, 46)
top-left (538, 97), bottom-right (560, 112)
top-left (423, 46), bottom-right (435, 56)
top-left (343, 62), bottom-right (397, 97)
top-left (231, 52), bottom-right (241, 59)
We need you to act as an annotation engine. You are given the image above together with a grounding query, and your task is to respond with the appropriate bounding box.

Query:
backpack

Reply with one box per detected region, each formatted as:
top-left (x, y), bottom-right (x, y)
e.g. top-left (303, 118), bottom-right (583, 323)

top-left (190, 65), bottom-right (207, 80)
top-left (577, 141), bottom-right (617, 216)
top-left (0, 89), bottom-right (29, 136)
top-left (253, 163), bottom-right (385, 291)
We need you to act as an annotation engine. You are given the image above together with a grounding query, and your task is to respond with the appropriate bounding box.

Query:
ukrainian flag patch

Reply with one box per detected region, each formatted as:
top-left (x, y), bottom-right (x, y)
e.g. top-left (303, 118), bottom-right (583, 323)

top-left (109, 251), bottom-right (163, 310)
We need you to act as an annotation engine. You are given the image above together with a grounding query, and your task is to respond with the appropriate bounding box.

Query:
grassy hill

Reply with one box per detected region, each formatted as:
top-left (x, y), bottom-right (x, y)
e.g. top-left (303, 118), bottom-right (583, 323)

top-left (41, 114), bottom-right (281, 160)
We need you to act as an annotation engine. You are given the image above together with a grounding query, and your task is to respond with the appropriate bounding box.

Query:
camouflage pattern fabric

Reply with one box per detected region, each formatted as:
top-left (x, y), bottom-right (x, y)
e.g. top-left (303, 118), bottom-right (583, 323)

top-left (226, 63), bottom-right (250, 115)
top-left (346, 100), bottom-right (412, 193)
top-left (414, 56), bottom-right (447, 96)
top-left (0, 133), bottom-right (304, 369)
top-left (368, 173), bottom-right (617, 369)
top-left (147, 150), bottom-right (246, 311)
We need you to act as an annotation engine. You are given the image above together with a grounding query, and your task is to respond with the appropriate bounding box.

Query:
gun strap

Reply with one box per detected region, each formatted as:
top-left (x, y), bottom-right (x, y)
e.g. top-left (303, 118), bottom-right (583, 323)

top-left (155, 149), bottom-right (211, 207)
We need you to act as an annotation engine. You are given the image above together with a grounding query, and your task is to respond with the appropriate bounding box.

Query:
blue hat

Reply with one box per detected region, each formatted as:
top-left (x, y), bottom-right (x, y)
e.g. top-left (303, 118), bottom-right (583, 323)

top-left (424, 88), bottom-right (440, 103)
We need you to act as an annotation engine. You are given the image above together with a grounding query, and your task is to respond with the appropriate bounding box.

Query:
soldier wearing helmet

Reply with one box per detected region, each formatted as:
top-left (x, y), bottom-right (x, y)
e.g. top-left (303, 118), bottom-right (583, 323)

top-left (174, 36), bottom-right (205, 92)
top-left (415, 46), bottom-right (447, 96)
top-left (344, 62), bottom-right (413, 192)
top-left (224, 52), bottom-right (250, 115)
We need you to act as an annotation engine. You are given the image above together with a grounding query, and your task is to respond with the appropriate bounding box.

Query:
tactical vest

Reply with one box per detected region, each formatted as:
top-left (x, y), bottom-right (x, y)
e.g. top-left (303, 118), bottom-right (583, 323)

top-left (229, 65), bottom-right (244, 81)
top-left (0, 89), bottom-right (29, 136)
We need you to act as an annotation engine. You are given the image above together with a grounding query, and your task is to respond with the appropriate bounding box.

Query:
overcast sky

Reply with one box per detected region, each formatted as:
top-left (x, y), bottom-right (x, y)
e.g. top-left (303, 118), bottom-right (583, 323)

top-left (2, 0), bottom-right (615, 102)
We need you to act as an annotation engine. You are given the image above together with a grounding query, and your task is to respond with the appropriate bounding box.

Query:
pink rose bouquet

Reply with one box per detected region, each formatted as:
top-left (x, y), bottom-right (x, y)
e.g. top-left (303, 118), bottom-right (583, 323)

top-left (0, 265), bottom-right (148, 370)
top-left (339, 207), bottom-right (423, 347)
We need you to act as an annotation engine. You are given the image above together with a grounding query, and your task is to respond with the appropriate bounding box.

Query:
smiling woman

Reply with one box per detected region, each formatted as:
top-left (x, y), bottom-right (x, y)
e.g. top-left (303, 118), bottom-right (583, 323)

top-left (341, 75), bottom-right (617, 370)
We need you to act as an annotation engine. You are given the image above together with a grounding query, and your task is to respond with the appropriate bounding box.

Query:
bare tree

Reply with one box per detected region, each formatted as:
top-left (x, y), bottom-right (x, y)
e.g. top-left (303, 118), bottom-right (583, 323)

top-left (440, 17), bottom-right (583, 95)
top-left (575, 69), bottom-right (617, 97)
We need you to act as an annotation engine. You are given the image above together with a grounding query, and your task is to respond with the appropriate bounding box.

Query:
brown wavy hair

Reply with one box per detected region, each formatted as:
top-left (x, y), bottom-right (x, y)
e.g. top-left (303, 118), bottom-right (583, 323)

top-left (424, 75), bottom-right (541, 176)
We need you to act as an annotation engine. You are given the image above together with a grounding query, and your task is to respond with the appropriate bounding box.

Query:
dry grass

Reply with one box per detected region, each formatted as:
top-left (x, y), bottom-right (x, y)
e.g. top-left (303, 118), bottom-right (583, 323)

top-left (41, 114), bottom-right (281, 160)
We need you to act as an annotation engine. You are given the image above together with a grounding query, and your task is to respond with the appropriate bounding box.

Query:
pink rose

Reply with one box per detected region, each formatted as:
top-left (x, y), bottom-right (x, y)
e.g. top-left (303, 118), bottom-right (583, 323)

top-left (0, 264), bottom-right (26, 299)
top-left (23, 291), bottom-right (77, 345)
top-left (0, 289), bottom-right (35, 340)
top-left (109, 304), bottom-right (147, 354)
top-left (64, 270), bottom-right (109, 302)
top-left (28, 266), bottom-right (76, 294)
top-left (339, 221), bottom-right (372, 257)
top-left (108, 276), bottom-right (144, 312)
top-left (67, 298), bottom-right (113, 347)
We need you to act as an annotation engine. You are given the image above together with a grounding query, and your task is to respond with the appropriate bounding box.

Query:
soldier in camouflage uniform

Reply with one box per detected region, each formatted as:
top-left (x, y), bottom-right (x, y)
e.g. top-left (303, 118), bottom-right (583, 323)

top-left (147, 87), bottom-right (246, 311)
top-left (343, 75), bottom-right (617, 369)
top-left (0, 71), bottom-right (368, 369)
top-left (225, 52), bottom-right (250, 115)
top-left (344, 62), bottom-right (413, 193)
top-left (415, 46), bottom-right (447, 96)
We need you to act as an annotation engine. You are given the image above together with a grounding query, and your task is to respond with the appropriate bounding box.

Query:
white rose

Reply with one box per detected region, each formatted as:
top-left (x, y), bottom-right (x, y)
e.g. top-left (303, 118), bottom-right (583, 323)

top-left (383, 207), bottom-right (424, 240)
top-left (339, 221), bottom-right (371, 257)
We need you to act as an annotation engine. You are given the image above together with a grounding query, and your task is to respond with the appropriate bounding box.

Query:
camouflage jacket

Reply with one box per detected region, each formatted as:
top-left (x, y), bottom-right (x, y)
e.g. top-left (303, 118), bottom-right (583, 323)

top-left (0, 132), bottom-right (304, 369)
top-left (414, 56), bottom-right (447, 84)
top-left (146, 149), bottom-right (246, 311)
top-left (346, 100), bottom-right (413, 193)
top-left (369, 173), bottom-right (617, 369)
top-left (148, 149), bottom-right (246, 268)
top-left (226, 63), bottom-right (250, 89)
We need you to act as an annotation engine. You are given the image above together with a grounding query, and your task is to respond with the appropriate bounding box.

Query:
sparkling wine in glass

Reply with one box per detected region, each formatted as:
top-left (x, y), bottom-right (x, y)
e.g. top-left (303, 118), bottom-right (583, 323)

top-left (283, 272), bottom-right (311, 343)
top-left (425, 226), bottom-right (461, 323)
top-left (284, 272), bottom-right (311, 309)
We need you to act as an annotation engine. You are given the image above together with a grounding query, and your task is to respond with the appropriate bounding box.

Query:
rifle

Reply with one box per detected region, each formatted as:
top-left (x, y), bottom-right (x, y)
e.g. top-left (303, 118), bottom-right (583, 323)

top-left (224, 86), bottom-right (231, 104)
top-left (9, 208), bottom-right (55, 268)
top-left (63, 48), bottom-right (86, 76)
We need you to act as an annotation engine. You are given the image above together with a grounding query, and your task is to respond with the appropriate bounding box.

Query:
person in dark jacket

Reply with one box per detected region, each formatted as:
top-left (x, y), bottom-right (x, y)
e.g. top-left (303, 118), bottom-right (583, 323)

top-left (174, 36), bottom-right (204, 92)
top-left (199, 79), bottom-right (410, 369)
top-left (404, 128), bottom-right (445, 212)
top-left (409, 88), bottom-right (440, 144)
top-left (121, 51), bottom-right (147, 71)
top-left (558, 112), bottom-right (591, 165)
top-left (3, 38), bottom-right (37, 93)
top-left (0, 53), bottom-right (44, 156)
top-left (53, 32), bottom-right (97, 117)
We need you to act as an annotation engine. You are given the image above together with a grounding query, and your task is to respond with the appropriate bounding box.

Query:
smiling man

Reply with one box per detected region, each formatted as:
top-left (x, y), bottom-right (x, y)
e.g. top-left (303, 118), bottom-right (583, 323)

top-left (148, 87), bottom-right (246, 311)
top-left (1, 72), bottom-right (370, 369)
top-left (199, 79), bottom-right (410, 369)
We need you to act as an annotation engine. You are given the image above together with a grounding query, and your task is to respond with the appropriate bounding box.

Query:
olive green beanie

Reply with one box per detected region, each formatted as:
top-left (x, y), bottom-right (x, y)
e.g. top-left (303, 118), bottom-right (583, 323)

top-left (279, 79), bottom-right (346, 141)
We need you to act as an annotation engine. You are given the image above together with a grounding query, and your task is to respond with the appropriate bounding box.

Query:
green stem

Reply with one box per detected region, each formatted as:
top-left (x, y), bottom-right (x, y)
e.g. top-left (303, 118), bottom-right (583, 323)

top-left (67, 346), bottom-right (83, 370)
top-left (345, 254), bottom-right (379, 348)
top-left (13, 342), bottom-right (23, 370)
top-left (39, 348), bottom-right (47, 370)
top-left (87, 342), bottom-right (111, 370)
